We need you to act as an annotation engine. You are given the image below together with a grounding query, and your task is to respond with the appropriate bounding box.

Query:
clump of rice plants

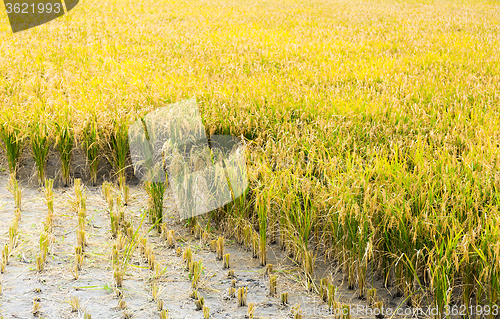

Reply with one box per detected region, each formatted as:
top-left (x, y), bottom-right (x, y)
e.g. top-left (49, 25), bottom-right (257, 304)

top-left (112, 244), bottom-right (119, 264)
top-left (148, 249), bottom-right (156, 271)
top-left (166, 230), bottom-right (175, 248)
top-left (228, 286), bottom-right (236, 298)
top-left (7, 178), bottom-right (22, 211)
top-left (374, 301), bottom-right (384, 318)
top-left (265, 264), bottom-right (273, 277)
top-left (68, 296), bottom-right (80, 312)
top-left (319, 278), bottom-right (328, 302)
top-left (29, 119), bottom-right (51, 185)
top-left (36, 255), bottom-right (44, 272)
top-left (251, 231), bottom-right (259, 259)
top-left (32, 298), bottom-right (41, 316)
top-left (191, 260), bottom-right (203, 289)
top-left (202, 231), bottom-right (210, 244)
top-left (74, 179), bottom-right (88, 251)
top-left (237, 287), bottom-right (247, 307)
top-left (151, 283), bottom-right (160, 301)
top-left (327, 283), bottom-right (338, 310)
top-left (223, 253), bottom-right (230, 269)
top-left (160, 224), bottom-right (167, 240)
top-left (0, 115), bottom-right (25, 179)
top-left (73, 179), bottom-right (86, 214)
top-left (341, 304), bottom-right (350, 319)
top-left (247, 303), bottom-right (255, 319)
top-left (102, 181), bottom-right (114, 211)
top-left (106, 117), bottom-right (130, 205)
top-left (8, 218), bottom-right (18, 249)
top-left (269, 275), bottom-right (277, 296)
top-left (203, 305), bottom-right (210, 319)
top-left (81, 116), bottom-right (101, 186)
top-left (39, 230), bottom-right (50, 264)
top-left (281, 292), bottom-right (288, 305)
top-left (291, 304), bottom-right (302, 319)
top-left (110, 211), bottom-right (119, 237)
top-left (75, 246), bottom-right (83, 271)
top-left (159, 309), bottom-right (170, 319)
top-left (191, 290), bottom-right (200, 300)
top-left (144, 180), bottom-right (167, 231)
top-left (366, 288), bottom-right (376, 306)
top-left (194, 296), bottom-right (205, 311)
top-left (256, 186), bottom-right (271, 266)
top-left (54, 116), bottom-right (74, 187)
top-left (44, 179), bottom-right (54, 231)
top-left (216, 237), bottom-right (224, 261)
top-left (114, 265), bottom-right (124, 288)
top-left (0, 245), bottom-right (7, 273)
top-left (183, 247), bottom-right (193, 270)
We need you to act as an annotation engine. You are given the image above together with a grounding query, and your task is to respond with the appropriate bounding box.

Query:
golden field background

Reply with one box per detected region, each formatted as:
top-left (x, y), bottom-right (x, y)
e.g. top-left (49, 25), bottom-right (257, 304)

top-left (1, 0), bottom-right (500, 314)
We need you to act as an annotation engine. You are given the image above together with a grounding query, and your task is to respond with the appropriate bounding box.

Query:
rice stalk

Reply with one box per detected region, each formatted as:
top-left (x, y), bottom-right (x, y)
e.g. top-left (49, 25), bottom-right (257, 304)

top-left (54, 117), bottom-right (74, 187)
top-left (81, 116), bottom-right (101, 186)
top-left (29, 119), bottom-right (51, 185)
top-left (0, 116), bottom-right (25, 178)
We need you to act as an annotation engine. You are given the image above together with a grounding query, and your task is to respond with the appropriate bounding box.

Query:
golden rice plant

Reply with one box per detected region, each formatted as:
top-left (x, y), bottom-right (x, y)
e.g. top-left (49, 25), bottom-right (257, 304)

top-left (105, 117), bottom-right (130, 204)
top-left (44, 178), bottom-right (54, 231)
top-left (157, 299), bottom-right (163, 311)
top-left (247, 303), bottom-right (255, 319)
top-left (291, 304), bottom-right (302, 319)
top-left (144, 180), bottom-right (167, 231)
top-left (195, 296), bottom-right (204, 310)
top-left (32, 298), bottom-right (41, 316)
top-left (281, 292), bottom-right (288, 305)
top-left (256, 187), bottom-right (269, 266)
top-left (166, 230), bottom-right (175, 248)
top-left (223, 253), bottom-right (230, 269)
top-left (81, 115), bottom-right (101, 186)
top-left (54, 115), bottom-right (74, 187)
top-left (114, 265), bottom-right (124, 288)
top-left (269, 275), bottom-right (277, 296)
top-left (7, 174), bottom-right (22, 210)
top-left (8, 219), bottom-right (18, 249)
top-left (29, 119), bottom-right (51, 186)
top-left (216, 237), bottom-right (224, 261)
top-left (68, 296), bottom-right (80, 312)
top-left (203, 305), bottom-right (210, 319)
top-left (159, 309), bottom-right (170, 319)
top-left (237, 287), bottom-right (247, 307)
top-left (191, 260), bottom-right (203, 289)
top-left (0, 113), bottom-right (25, 179)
